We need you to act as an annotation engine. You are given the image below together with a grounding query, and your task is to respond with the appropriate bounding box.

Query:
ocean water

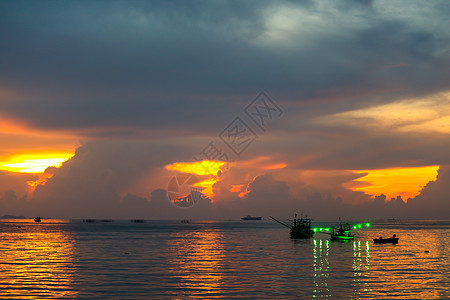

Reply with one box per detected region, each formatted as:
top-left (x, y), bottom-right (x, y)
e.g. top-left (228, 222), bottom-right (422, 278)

top-left (0, 219), bottom-right (448, 299)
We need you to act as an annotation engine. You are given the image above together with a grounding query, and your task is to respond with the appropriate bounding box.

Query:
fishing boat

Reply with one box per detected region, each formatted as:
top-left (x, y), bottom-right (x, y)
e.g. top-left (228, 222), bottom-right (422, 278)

top-left (373, 235), bottom-right (399, 244)
top-left (34, 216), bottom-right (41, 222)
top-left (290, 215), bottom-right (314, 239)
top-left (241, 215), bottom-right (262, 220)
top-left (270, 214), bottom-right (314, 239)
top-left (330, 222), bottom-right (354, 241)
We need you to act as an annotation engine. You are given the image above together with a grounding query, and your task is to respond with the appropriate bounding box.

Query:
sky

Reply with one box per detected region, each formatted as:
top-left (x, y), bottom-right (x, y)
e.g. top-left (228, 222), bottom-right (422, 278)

top-left (0, 0), bottom-right (449, 219)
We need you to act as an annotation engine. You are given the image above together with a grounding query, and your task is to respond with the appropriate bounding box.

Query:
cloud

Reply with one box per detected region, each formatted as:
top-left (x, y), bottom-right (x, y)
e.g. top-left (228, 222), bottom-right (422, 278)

top-left (0, 0), bottom-right (449, 138)
top-left (0, 171), bottom-right (35, 196)
top-left (0, 1), bottom-right (449, 219)
top-left (211, 167), bottom-right (449, 219)
top-left (407, 165), bottom-right (450, 218)
top-left (0, 189), bottom-right (29, 216)
top-left (0, 138), bottom-right (447, 220)
top-left (28, 139), bottom-right (203, 218)
top-left (319, 92), bottom-right (450, 134)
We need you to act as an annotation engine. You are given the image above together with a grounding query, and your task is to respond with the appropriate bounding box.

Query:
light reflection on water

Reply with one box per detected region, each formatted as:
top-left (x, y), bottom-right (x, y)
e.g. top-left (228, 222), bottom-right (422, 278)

top-left (0, 219), bottom-right (448, 299)
top-left (168, 230), bottom-right (225, 297)
top-left (313, 239), bottom-right (330, 298)
top-left (0, 220), bottom-right (76, 299)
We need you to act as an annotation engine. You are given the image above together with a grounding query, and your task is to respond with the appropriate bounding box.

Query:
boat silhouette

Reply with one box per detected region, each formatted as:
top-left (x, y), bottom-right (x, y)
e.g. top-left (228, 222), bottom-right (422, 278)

top-left (241, 215), bottom-right (262, 220)
top-left (373, 234), bottom-right (399, 244)
top-left (270, 214), bottom-right (314, 239)
top-left (330, 222), bottom-right (354, 241)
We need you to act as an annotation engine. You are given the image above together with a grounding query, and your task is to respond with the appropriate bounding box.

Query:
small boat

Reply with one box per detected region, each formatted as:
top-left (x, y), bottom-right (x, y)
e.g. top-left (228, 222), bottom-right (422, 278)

top-left (373, 235), bottom-right (399, 244)
top-left (131, 219), bottom-right (144, 223)
top-left (83, 219), bottom-right (96, 223)
top-left (34, 216), bottom-right (41, 222)
top-left (241, 215), bottom-right (262, 220)
top-left (330, 222), bottom-right (354, 241)
top-left (181, 219), bottom-right (190, 223)
top-left (270, 214), bottom-right (314, 239)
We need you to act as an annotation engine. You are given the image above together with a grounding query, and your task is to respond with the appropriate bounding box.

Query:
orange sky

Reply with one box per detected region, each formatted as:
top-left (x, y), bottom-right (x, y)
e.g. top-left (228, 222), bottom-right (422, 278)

top-left (0, 150), bottom-right (74, 173)
top-left (348, 166), bottom-right (439, 200)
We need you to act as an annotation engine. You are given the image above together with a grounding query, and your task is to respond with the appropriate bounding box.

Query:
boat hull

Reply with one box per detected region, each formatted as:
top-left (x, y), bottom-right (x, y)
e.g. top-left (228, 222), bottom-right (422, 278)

top-left (241, 217), bottom-right (262, 220)
top-left (290, 229), bottom-right (314, 239)
top-left (373, 238), bottom-right (398, 244)
top-left (331, 235), bottom-right (354, 241)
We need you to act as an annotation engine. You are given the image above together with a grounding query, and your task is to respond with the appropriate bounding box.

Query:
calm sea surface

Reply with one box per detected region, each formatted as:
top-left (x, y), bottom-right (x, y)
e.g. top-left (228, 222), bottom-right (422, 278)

top-left (0, 219), bottom-right (448, 299)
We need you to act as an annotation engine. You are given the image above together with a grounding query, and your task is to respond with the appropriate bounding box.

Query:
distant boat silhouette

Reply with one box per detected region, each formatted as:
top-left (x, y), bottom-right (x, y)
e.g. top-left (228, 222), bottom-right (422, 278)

top-left (131, 219), bottom-right (144, 223)
top-left (241, 215), bottom-right (262, 220)
top-left (34, 216), bottom-right (41, 222)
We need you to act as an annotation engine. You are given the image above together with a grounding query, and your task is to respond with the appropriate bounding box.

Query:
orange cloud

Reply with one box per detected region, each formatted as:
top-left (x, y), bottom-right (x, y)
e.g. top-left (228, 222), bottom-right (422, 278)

top-left (319, 92), bottom-right (450, 134)
top-left (348, 165), bottom-right (439, 200)
top-left (262, 163), bottom-right (287, 170)
top-left (228, 184), bottom-right (249, 198)
top-left (237, 156), bottom-right (287, 170)
top-left (229, 184), bottom-right (244, 193)
top-left (27, 173), bottom-right (54, 194)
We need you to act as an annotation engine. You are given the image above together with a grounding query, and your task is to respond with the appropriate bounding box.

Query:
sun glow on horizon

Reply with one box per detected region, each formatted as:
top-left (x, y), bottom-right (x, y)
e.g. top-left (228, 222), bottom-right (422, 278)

top-left (0, 151), bottom-right (74, 173)
top-left (349, 165), bottom-right (439, 200)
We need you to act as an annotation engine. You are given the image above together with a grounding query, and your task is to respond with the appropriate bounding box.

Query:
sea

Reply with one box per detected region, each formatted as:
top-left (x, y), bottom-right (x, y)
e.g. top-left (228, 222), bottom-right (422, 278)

top-left (0, 219), bottom-right (448, 299)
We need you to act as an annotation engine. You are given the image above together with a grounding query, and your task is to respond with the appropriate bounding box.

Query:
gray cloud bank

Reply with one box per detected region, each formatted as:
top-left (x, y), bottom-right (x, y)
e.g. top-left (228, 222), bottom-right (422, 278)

top-left (0, 0), bottom-right (449, 137)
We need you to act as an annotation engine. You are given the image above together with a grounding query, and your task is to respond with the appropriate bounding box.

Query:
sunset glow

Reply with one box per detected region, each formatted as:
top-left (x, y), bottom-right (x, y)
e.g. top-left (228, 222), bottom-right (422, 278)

top-left (350, 166), bottom-right (439, 200)
top-left (27, 173), bottom-right (54, 193)
top-left (166, 160), bottom-right (225, 176)
top-left (0, 151), bottom-right (74, 173)
top-left (166, 160), bottom-right (226, 199)
top-left (321, 92), bottom-right (450, 134)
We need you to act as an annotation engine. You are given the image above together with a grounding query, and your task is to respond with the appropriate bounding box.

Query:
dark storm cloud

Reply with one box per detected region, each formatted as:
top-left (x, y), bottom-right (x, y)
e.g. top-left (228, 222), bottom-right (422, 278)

top-left (1, 0), bottom-right (449, 136)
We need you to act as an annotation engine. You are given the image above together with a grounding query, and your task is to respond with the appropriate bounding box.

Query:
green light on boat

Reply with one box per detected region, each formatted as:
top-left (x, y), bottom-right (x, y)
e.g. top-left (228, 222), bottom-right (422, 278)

top-left (366, 223), bottom-right (370, 227)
